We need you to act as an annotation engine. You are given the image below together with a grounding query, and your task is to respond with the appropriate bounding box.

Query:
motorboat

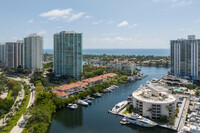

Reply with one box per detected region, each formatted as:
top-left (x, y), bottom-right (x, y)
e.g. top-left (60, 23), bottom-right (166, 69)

top-left (85, 96), bottom-right (95, 100)
top-left (103, 88), bottom-right (111, 93)
top-left (120, 117), bottom-right (130, 125)
top-left (110, 101), bottom-right (128, 114)
top-left (76, 100), bottom-right (89, 106)
top-left (82, 99), bottom-right (92, 104)
top-left (123, 114), bottom-right (157, 127)
top-left (67, 103), bottom-right (78, 109)
top-left (93, 93), bottom-right (102, 97)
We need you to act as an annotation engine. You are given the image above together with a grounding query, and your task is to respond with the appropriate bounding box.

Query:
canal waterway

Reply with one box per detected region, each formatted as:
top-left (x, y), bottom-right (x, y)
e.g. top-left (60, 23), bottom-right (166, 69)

top-left (48, 66), bottom-right (175, 133)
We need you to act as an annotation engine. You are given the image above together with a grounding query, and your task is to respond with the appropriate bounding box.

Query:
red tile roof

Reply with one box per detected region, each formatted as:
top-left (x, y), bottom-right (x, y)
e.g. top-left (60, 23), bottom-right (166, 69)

top-left (52, 73), bottom-right (117, 94)
top-left (52, 90), bottom-right (68, 97)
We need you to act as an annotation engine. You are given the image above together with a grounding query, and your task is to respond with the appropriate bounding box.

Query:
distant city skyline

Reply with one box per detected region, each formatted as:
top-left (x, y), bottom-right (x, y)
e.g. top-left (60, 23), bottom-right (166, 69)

top-left (0, 0), bottom-right (200, 49)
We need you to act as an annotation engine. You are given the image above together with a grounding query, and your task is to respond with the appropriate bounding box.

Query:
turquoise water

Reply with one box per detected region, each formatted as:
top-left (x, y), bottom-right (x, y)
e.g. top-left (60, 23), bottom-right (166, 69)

top-left (47, 67), bottom-right (175, 133)
top-left (173, 88), bottom-right (180, 91)
top-left (43, 49), bottom-right (170, 56)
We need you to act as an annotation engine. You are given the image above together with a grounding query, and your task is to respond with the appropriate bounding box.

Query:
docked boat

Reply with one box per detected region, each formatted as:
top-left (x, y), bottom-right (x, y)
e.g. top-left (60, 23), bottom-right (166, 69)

top-left (110, 101), bottom-right (128, 114)
top-left (123, 114), bottom-right (157, 127)
top-left (103, 88), bottom-right (111, 93)
top-left (82, 99), bottom-right (92, 104)
top-left (93, 93), bottom-right (102, 97)
top-left (120, 117), bottom-right (130, 125)
top-left (85, 96), bottom-right (95, 100)
top-left (76, 100), bottom-right (89, 106)
top-left (67, 103), bottom-right (78, 109)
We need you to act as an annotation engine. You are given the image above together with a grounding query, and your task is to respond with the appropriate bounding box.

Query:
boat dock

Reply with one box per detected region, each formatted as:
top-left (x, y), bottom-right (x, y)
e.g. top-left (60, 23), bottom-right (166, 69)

top-left (109, 98), bottom-right (189, 132)
top-left (157, 98), bottom-right (189, 132)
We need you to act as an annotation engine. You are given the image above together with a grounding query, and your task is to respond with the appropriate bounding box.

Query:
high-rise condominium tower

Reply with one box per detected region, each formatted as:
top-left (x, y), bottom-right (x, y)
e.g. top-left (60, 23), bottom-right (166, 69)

top-left (5, 40), bottom-right (23, 68)
top-left (0, 43), bottom-right (5, 62)
top-left (24, 34), bottom-right (43, 69)
top-left (170, 35), bottom-right (200, 80)
top-left (54, 31), bottom-right (82, 78)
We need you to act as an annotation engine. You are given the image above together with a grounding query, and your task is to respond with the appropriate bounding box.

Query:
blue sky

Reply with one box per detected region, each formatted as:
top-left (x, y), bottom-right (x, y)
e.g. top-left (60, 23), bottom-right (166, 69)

top-left (0, 0), bottom-right (199, 49)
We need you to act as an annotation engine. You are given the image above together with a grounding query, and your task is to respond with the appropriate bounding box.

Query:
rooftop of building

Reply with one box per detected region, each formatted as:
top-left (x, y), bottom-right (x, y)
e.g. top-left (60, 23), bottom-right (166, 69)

top-left (26, 33), bottom-right (42, 37)
top-left (132, 82), bottom-right (176, 104)
top-left (162, 74), bottom-right (192, 85)
top-left (146, 82), bottom-right (169, 92)
top-left (171, 35), bottom-right (200, 41)
top-left (54, 31), bottom-right (82, 35)
top-left (52, 90), bottom-right (68, 97)
top-left (53, 73), bottom-right (117, 93)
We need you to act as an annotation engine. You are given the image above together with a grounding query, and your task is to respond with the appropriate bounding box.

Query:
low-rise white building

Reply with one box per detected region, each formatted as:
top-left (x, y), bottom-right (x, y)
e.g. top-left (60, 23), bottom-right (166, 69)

top-left (132, 82), bottom-right (176, 119)
top-left (108, 59), bottom-right (136, 75)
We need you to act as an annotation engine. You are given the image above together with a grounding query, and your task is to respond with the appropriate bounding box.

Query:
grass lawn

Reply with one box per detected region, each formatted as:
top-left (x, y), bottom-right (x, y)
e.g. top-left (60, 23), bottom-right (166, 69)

top-left (123, 110), bottom-right (129, 114)
top-left (7, 90), bottom-right (13, 100)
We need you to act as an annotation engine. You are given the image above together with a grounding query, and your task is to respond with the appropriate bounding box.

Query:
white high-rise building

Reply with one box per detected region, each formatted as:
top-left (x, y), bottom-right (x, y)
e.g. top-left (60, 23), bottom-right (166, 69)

top-left (0, 43), bottom-right (5, 62)
top-left (5, 40), bottom-right (23, 68)
top-left (23, 34), bottom-right (43, 69)
top-left (171, 35), bottom-right (200, 80)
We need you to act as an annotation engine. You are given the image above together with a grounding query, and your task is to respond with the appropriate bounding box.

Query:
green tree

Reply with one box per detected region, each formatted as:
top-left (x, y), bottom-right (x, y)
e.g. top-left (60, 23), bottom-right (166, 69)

top-left (7, 80), bottom-right (16, 90)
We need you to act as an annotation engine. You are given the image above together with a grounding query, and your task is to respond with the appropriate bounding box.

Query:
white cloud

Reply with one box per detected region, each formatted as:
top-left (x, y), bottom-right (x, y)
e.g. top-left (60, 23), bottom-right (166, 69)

top-left (153, 0), bottom-right (192, 7)
top-left (84, 35), bottom-right (166, 49)
top-left (85, 15), bottom-right (92, 19)
top-left (117, 21), bottom-right (128, 27)
top-left (37, 30), bottom-right (46, 35)
top-left (92, 20), bottom-right (103, 24)
top-left (28, 19), bottom-right (33, 23)
top-left (68, 12), bottom-right (85, 22)
top-left (40, 9), bottom-right (72, 20)
top-left (195, 19), bottom-right (200, 23)
top-left (170, 0), bottom-right (192, 8)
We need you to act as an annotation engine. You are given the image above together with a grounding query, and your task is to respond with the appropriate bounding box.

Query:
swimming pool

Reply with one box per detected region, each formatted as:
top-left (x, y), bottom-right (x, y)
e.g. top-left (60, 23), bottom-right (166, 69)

top-left (173, 88), bottom-right (180, 91)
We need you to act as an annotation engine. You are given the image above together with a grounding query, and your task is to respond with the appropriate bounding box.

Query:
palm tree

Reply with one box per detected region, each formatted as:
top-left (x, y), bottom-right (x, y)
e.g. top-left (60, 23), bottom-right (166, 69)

top-left (147, 108), bottom-right (152, 118)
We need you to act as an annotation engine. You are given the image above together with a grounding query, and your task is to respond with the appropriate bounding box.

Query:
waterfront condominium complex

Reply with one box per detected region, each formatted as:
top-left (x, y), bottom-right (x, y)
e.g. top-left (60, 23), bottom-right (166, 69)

top-left (5, 40), bottom-right (23, 68)
top-left (54, 31), bottom-right (82, 78)
top-left (131, 82), bottom-right (176, 119)
top-left (171, 35), bottom-right (200, 80)
top-left (24, 34), bottom-right (43, 69)
top-left (0, 43), bottom-right (5, 62)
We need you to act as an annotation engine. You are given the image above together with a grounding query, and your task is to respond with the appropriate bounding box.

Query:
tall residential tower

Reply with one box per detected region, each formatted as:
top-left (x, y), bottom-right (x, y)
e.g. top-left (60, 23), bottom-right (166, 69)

top-left (54, 31), bottom-right (82, 78)
top-left (23, 34), bottom-right (43, 69)
top-left (5, 40), bottom-right (23, 68)
top-left (0, 43), bottom-right (5, 62)
top-left (170, 35), bottom-right (200, 80)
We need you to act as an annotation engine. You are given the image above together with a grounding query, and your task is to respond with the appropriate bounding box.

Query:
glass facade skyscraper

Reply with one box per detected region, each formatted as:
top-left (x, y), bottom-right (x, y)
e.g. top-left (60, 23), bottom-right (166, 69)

top-left (171, 35), bottom-right (200, 80)
top-left (24, 34), bottom-right (43, 69)
top-left (54, 31), bottom-right (82, 78)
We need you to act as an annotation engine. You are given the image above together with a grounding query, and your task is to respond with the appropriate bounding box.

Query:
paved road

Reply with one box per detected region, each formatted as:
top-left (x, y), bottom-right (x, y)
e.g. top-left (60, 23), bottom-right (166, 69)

top-left (0, 84), bottom-right (24, 126)
top-left (9, 76), bottom-right (36, 133)
top-left (174, 98), bottom-right (186, 130)
top-left (178, 99), bottom-right (189, 132)
top-left (0, 88), bottom-right (8, 99)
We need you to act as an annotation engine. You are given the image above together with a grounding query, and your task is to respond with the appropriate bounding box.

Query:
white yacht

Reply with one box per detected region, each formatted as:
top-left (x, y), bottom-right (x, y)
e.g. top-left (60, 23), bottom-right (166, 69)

top-left (122, 114), bottom-right (157, 127)
top-left (103, 88), bottom-right (111, 93)
top-left (110, 101), bottom-right (128, 114)
top-left (82, 99), bottom-right (92, 104)
top-left (93, 93), bottom-right (102, 97)
top-left (67, 103), bottom-right (78, 109)
top-left (76, 100), bottom-right (89, 106)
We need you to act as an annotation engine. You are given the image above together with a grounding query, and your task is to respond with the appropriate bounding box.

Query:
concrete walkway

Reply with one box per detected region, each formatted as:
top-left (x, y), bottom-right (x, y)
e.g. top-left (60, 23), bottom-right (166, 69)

top-left (0, 88), bottom-right (8, 99)
top-left (10, 79), bottom-right (36, 133)
top-left (0, 85), bottom-right (24, 126)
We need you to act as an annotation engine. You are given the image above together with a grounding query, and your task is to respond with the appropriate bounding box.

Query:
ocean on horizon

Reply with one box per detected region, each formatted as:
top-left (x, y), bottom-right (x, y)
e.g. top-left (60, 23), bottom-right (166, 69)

top-left (43, 49), bottom-right (170, 56)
